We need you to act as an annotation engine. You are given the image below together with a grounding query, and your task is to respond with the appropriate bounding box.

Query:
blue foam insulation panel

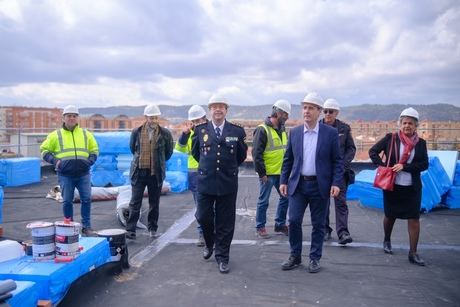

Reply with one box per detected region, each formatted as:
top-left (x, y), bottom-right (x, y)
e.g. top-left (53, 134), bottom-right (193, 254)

top-left (0, 158), bottom-right (41, 187)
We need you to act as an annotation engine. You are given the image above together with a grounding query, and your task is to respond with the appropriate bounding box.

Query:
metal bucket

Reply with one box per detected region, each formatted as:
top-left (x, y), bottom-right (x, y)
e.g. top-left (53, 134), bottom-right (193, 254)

top-left (26, 221), bottom-right (55, 260)
top-left (97, 229), bottom-right (128, 264)
top-left (54, 220), bottom-right (81, 259)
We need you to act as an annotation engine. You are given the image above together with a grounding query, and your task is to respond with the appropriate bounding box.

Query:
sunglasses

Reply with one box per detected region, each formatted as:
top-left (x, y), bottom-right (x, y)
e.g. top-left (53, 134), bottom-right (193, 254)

top-left (323, 109), bottom-right (335, 114)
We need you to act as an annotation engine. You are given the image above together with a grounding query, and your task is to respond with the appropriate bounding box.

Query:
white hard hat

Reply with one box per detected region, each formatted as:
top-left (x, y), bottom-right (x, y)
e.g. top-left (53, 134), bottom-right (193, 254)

top-left (63, 105), bottom-right (79, 115)
top-left (208, 95), bottom-right (228, 108)
top-left (273, 99), bottom-right (291, 115)
top-left (301, 92), bottom-right (324, 108)
top-left (144, 104), bottom-right (161, 116)
top-left (323, 98), bottom-right (340, 111)
top-left (188, 105), bottom-right (206, 120)
top-left (399, 107), bottom-right (419, 121)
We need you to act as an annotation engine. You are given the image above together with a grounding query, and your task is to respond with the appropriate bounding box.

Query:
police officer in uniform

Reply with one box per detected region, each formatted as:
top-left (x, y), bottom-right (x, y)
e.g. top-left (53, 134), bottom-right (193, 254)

top-left (192, 96), bottom-right (247, 274)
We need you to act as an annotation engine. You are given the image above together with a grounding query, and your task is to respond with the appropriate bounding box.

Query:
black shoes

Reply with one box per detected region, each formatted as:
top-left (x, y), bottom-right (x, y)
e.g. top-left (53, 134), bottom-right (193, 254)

top-left (308, 259), bottom-right (321, 273)
top-left (274, 225), bottom-right (289, 236)
top-left (338, 233), bottom-right (353, 245)
top-left (383, 241), bottom-right (392, 254)
top-left (218, 262), bottom-right (230, 274)
top-left (81, 227), bottom-right (97, 237)
top-left (126, 231), bottom-right (136, 240)
top-left (281, 256), bottom-right (301, 270)
top-left (196, 234), bottom-right (205, 247)
top-left (324, 231), bottom-right (332, 242)
top-left (408, 253), bottom-right (425, 266)
top-left (203, 246), bottom-right (213, 260)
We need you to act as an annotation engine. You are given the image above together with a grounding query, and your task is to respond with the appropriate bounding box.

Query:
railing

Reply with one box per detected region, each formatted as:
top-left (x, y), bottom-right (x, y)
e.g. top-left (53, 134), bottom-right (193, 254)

top-left (1, 126), bottom-right (459, 161)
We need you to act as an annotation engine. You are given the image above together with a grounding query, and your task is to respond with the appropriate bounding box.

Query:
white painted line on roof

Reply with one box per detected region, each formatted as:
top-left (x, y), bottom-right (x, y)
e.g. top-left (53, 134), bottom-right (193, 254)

top-left (171, 238), bottom-right (460, 252)
top-left (129, 209), bottom-right (196, 268)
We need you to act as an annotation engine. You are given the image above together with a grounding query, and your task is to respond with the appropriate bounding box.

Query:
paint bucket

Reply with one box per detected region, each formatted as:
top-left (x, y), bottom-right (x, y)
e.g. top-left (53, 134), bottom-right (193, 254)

top-left (97, 229), bottom-right (128, 265)
top-left (26, 221), bottom-right (55, 260)
top-left (54, 220), bottom-right (81, 259)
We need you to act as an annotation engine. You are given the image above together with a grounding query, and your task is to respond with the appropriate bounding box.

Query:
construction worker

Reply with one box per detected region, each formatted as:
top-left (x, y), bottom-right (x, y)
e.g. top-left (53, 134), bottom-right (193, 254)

top-left (320, 98), bottom-right (356, 245)
top-left (125, 104), bottom-right (173, 240)
top-left (175, 104), bottom-right (208, 246)
top-left (192, 95), bottom-right (247, 274)
top-left (252, 99), bottom-right (291, 238)
top-left (40, 105), bottom-right (99, 236)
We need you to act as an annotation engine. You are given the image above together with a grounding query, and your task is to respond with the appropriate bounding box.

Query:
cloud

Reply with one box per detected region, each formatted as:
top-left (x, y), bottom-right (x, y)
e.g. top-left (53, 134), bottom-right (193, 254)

top-left (0, 0), bottom-right (459, 108)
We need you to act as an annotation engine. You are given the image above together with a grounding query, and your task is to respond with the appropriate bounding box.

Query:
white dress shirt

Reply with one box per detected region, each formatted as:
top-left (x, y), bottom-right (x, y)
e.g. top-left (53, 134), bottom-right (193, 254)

top-left (301, 123), bottom-right (319, 176)
top-left (395, 142), bottom-right (415, 186)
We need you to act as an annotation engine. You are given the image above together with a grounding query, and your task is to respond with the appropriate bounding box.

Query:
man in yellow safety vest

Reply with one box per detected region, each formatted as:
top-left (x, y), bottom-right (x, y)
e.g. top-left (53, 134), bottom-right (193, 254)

top-left (175, 104), bottom-right (208, 246)
top-left (40, 105), bottom-right (99, 236)
top-left (252, 99), bottom-right (291, 239)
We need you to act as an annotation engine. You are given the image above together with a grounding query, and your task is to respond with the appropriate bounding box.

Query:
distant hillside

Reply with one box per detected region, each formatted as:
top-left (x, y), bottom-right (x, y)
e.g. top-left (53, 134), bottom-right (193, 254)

top-left (80, 103), bottom-right (460, 122)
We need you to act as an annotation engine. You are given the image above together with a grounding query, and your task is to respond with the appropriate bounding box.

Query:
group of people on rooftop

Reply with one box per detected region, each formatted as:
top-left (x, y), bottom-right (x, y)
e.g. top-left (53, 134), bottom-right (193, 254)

top-left (40, 92), bottom-right (428, 274)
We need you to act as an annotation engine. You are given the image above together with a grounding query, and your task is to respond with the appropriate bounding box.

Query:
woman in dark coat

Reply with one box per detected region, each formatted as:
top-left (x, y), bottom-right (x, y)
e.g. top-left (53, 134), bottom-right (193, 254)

top-left (369, 107), bottom-right (428, 266)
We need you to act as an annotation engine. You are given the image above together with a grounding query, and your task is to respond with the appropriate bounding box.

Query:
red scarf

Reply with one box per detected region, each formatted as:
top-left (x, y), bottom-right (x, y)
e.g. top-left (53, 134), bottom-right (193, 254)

top-left (398, 130), bottom-right (419, 164)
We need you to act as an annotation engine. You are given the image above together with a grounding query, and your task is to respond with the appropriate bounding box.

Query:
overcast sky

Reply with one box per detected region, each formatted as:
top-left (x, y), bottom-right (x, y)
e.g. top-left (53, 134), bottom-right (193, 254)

top-left (0, 0), bottom-right (459, 108)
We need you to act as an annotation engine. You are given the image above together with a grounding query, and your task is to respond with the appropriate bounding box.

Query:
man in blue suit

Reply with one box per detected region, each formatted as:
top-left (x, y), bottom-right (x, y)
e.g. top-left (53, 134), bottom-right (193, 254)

top-left (279, 92), bottom-right (343, 273)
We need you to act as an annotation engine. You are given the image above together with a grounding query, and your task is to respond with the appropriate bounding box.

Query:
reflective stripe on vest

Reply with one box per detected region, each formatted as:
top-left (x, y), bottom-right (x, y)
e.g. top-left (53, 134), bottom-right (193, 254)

top-left (259, 124), bottom-right (287, 175)
top-left (54, 128), bottom-right (90, 160)
top-left (174, 130), bottom-right (198, 170)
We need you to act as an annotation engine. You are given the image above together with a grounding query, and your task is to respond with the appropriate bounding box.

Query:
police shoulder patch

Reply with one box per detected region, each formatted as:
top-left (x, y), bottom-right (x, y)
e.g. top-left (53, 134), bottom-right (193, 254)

top-left (228, 121), bottom-right (244, 129)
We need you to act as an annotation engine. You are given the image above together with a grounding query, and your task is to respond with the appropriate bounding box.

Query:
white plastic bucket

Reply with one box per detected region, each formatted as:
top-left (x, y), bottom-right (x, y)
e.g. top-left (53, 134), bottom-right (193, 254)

top-left (54, 221), bottom-right (81, 259)
top-left (0, 240), bottom-right (25, 263)
top-left (26, 221), bottom-right (55, 260)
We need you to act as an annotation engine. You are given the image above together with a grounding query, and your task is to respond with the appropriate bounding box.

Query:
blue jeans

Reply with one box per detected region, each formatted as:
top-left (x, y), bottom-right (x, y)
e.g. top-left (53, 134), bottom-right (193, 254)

top-left (189, 171), bottom-right (203, 234)
top-left (59, 174), bottom-right (92, 228)
top-left (288, 180), bottom-right (327, 261)
top-left (255, 175), bottom-right (289, 229)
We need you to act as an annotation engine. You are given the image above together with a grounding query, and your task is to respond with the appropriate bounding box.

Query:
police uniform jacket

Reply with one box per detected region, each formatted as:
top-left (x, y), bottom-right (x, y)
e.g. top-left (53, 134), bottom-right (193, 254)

top-left (192, 120), bottom-right (247, 195)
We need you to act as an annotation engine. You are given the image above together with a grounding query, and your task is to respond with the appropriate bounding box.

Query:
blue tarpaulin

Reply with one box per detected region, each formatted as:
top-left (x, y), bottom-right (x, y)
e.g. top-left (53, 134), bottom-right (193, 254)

top-left (6, 281), bottom-right (43, 307)
top-left (0, 186), bottom-right (3, 224)
top-left (0, 237), bottom-right (111, 305)
top-left (348, 156), bottom-right (455, 212)
top-left (454, 161), bottom-right (460, 186)
top-left (445, 186), bottom-right (460, 209)
top-left (93, 132), bottom-right (131, 154)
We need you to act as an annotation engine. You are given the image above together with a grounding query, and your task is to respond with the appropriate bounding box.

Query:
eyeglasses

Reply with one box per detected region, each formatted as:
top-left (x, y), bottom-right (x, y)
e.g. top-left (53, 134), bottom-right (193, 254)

top-left (323, 109), bottom-right (335, 114)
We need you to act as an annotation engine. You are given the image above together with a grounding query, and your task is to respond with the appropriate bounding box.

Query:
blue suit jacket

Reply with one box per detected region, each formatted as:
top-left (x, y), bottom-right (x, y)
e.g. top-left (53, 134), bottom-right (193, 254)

top-left (280, 123), bottom-right (344, 199)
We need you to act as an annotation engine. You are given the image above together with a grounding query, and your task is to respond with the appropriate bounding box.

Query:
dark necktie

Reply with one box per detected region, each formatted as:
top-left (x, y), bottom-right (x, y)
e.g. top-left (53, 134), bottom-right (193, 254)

top-left (215, 127), bottom-right (221, 139)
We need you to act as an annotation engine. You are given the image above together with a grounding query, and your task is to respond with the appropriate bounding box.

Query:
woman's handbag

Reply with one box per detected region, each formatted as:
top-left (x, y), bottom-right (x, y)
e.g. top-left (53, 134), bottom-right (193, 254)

top-left (373, 133), bottom-right (396, 191)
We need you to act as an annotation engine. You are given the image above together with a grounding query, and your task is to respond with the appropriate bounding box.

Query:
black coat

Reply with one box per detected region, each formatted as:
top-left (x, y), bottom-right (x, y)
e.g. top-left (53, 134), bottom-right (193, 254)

top-left (369, 133), bottom-right (428, 190)
top-left (320, 118), bottom-right (356, 183)
top-left (192, 120), bottom-right (247, 195)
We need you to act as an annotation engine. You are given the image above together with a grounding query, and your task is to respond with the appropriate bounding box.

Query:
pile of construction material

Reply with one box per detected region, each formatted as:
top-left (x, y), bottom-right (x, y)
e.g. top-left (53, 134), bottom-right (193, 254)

top-left (348, 151), bottom-right (460, 212)
top-left (92, 132), bottom-right (188, 192)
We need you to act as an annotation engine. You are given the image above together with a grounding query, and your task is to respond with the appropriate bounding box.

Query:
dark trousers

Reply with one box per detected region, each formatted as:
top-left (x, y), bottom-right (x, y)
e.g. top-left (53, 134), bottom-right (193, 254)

top-left (288, 180), bottom-right (328, 261)
top-left (126, 171), bottom-right (161, 233)
top-left (196, 192), bottom-right (237, 264)
top-left (325, 184), bottom-right (349, 237)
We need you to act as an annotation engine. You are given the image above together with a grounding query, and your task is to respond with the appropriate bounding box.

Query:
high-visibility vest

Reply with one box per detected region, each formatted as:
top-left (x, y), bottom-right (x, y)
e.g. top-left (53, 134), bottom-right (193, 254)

top-left (174, 129), bottom-right (199, 171)
top-left (258, 124), bottom-right (287, 175)
top-left (41, 126), bottom-right (98, 161)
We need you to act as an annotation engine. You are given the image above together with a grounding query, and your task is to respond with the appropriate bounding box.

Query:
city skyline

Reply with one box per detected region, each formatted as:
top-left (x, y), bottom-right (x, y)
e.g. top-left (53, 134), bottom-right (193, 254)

top-left (1, 0), bottom-right (459, 108)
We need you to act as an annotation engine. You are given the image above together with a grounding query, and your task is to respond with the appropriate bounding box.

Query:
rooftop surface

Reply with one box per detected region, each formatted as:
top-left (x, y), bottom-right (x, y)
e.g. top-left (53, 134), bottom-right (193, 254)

top-left (2, 166), bottom-right (460, 307)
